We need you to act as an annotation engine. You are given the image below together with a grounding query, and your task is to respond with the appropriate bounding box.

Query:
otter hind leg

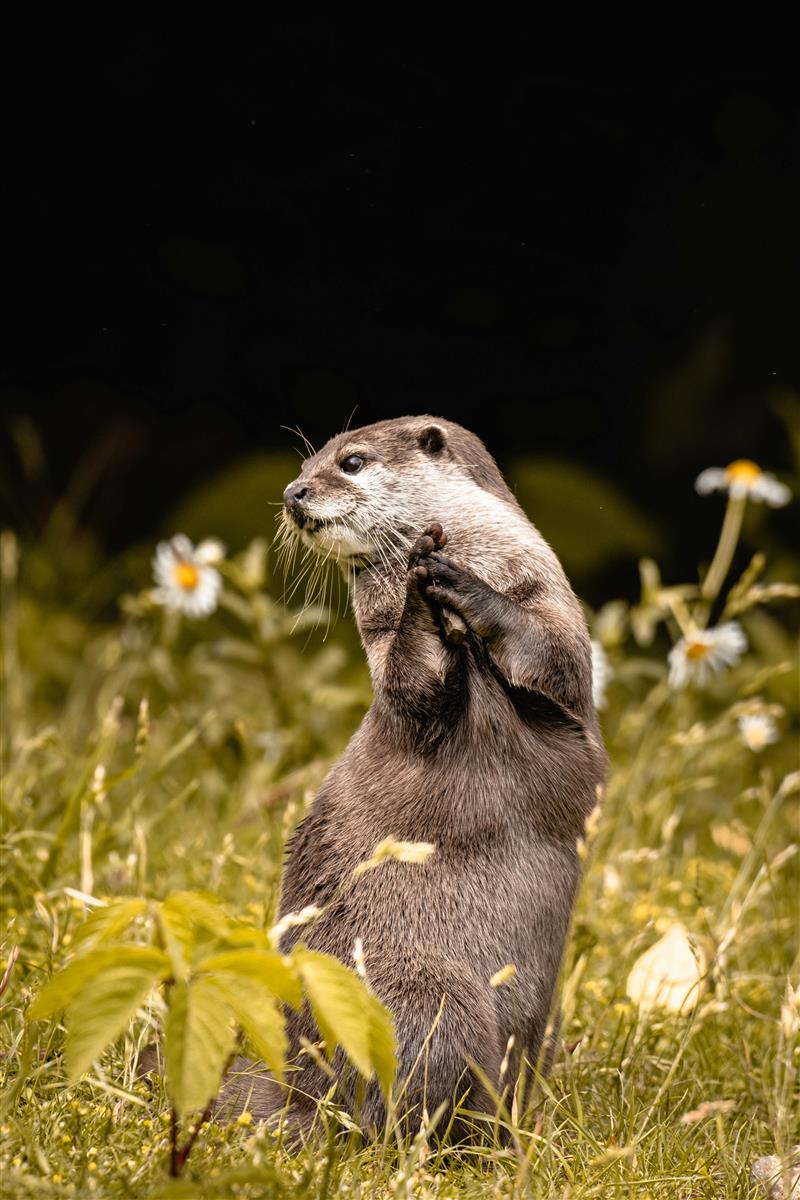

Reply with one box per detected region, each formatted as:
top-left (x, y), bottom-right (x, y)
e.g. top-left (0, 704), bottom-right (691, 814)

top-left (361, 957), bottom-right (504, 1142)
top-left (136, 1047), bottom-right (313, 1144)
top-left (211, 1056), bottom-right (283, 1121)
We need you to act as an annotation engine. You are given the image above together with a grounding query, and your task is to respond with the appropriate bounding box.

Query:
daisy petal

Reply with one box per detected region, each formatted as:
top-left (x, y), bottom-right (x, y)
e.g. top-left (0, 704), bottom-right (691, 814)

top-left (751, 474), bottom-right (791, 507)
top-left (150, 535), bottom-right (222, 618)
top-left (591, 640), bottom-right (611, 710)
top-left (195, 538), bottom-right (227, 565)
top-left (169, 533), bottom-right (194, 558)
top-left (738, 713), bottom-right (779, 752)
top-left (668, 622), bottom-right (746, 690)
top-left (694, 468), bottom-right (727, 496)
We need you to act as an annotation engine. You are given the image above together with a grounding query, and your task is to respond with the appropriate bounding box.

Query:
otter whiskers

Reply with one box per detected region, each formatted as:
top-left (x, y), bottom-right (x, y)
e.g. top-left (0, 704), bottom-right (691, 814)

top-left (274, 498), bottom-right (420, 632)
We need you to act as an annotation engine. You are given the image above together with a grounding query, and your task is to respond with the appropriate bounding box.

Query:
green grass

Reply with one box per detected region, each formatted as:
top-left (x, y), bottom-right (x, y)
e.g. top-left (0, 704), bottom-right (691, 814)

top-left (1, 502), bottom-right (798, 1198)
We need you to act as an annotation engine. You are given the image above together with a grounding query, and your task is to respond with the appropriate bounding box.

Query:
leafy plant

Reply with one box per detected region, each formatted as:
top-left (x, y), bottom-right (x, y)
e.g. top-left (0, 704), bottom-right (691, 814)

top-left (26, 890), bottom-right (396, 1177)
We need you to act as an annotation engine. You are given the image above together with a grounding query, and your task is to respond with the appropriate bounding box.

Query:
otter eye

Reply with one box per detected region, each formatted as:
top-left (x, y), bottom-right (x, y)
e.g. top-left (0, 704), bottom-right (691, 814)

top-left (341, 454), bottom-right (365, 474)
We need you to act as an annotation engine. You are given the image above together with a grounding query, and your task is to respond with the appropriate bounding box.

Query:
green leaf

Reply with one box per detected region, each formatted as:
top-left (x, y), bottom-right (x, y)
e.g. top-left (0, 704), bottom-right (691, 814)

top-left (156, 902), bottom-right (193, 980)
top-left (64, 949), bottom-right (171, 1079)
top-left (70, 897), bottom-right (148, 949)
top-left (164, 977), bottom-right (237, 1118)
top-left (161, 891), bottom-right (233, 938)
top-left (293, 948), bottom-right (396, 1095)
top-left (157, 892), bottom-right (234, 977)
top-left (197, 948), bottom-right (302, 1008)
top-left (210, 976), bottom-right (287, 1077)
top-left (29, 946), bottom-right (168, 1021)
top-left (218, 925), bottom-right (275, 950)
top-left (362, 989), bottom-right (397, 1098)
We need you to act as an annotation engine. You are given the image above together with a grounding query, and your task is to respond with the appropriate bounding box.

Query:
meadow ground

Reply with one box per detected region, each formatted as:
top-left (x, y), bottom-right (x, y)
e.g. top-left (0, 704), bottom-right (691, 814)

top-left (1, 473), bottom-right (798, 1198)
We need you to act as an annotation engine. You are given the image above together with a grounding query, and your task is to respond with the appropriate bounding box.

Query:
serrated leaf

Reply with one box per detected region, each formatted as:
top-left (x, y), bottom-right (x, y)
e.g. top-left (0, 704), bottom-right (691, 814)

top-left (157, 892), bottom-right (234, 977)
top-left (362, 988), bottom-right (397, 1097)
top-left (211, 976), bottom-right (287, 1076)
top-left (71, 897), bottom-right (148, 949)
top-left (221, 925), bottom-right (275, 951)
top-left (294, 948), bottom-right (396, 1095)
top-left (197, 948), bottom-right (301, 1008)
top-left (64, 949), bottom-right (171, 1079)
top-left (165, 977), bottom-right (237, 1118)
top-left (29, 946), bottom-right (168, 1020)
top-left (156, 901), bottom-right (193, 980)
top-left (161, 891), bottom-right (233, 936)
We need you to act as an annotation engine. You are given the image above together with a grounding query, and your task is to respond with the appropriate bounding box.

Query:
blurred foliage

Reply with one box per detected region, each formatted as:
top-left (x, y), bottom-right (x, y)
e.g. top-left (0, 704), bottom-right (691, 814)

top-left (509, 456), bottom-right (663, 578)
top-left (1, 451), bottom-right (799, 1194)
top-left (164, 454), bottom-right (301, 552)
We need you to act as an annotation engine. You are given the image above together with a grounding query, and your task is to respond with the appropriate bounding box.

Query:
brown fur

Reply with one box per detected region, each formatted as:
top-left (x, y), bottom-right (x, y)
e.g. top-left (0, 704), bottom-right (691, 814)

top-left (220, 416), bottom-right (607, 1140)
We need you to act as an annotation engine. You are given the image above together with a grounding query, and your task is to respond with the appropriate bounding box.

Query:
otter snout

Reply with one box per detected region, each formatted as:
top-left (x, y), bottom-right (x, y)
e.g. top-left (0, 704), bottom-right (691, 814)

top-left (283, 479), bottom-right (326, 533)
top-left (283, 480), bottom-right (310, 510)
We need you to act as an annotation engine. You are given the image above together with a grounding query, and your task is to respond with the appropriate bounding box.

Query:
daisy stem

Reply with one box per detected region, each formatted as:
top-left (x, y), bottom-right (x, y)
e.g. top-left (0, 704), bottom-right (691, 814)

top-left (699, 495), bottom-right (747, 612)
top-left (665, 592), bottom-right (694, 638)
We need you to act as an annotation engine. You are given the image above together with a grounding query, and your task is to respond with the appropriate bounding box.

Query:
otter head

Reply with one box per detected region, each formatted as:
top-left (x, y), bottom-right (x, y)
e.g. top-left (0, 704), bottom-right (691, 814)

top-left (281, 416), bottom-right (515, 568)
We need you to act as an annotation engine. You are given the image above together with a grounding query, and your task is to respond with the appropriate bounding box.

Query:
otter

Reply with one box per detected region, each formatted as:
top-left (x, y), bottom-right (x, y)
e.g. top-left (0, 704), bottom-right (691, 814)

top-left (228, 416), bottom-right (607, 1138)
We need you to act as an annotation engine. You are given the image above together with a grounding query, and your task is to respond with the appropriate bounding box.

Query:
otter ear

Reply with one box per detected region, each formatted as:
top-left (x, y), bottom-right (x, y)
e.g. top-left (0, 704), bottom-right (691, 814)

top-left (418, 425), bottom-right (447, 455)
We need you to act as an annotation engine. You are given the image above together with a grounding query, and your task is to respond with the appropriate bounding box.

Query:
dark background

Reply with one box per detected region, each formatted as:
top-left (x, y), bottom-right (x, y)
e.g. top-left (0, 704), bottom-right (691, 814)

top-left (3, 35), bottom-right (798, 602)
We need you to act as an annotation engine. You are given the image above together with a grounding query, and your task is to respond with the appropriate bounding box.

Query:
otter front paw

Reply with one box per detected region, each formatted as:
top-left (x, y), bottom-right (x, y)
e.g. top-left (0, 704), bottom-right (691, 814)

top-left (408, 521), bottom-right (447, 571)
top-left (414, 538), bottom-right (500, 641)
top-left (408, 524), bottom-right (468, 645)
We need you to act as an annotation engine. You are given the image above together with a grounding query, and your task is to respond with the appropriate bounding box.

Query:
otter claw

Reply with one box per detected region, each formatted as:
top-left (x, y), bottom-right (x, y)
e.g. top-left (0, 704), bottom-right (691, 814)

top-left (410, 522), bottom-right (453, 578)
top-left (409, 525), bottom-right (444, 569)
top-left (427, 522), bottom-right (447, 549)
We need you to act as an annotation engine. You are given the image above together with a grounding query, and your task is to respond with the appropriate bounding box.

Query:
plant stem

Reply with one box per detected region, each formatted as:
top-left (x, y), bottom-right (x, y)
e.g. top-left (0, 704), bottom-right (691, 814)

top-left (169, 1107), bottom-right (179, 1177)
top-left (172, 1096), bottom-right (216, 1176)
top-left (664, 592), bottom-right (695, 638)
top-left (169, 1048), bottom-right (237, 1177)
top-left (699, 495), bottom-right (747, 611)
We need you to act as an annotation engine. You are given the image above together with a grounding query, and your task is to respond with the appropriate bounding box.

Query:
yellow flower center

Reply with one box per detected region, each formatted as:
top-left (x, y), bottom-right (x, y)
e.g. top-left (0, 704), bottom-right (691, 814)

top-left (745, 727), bottom-right (768, 750)
top-left (685, 640), bottom-right (710, 661)
top-left (725, 459), bottom-right (761, 485)
top-left (172, 561), bottom-right (200, 591)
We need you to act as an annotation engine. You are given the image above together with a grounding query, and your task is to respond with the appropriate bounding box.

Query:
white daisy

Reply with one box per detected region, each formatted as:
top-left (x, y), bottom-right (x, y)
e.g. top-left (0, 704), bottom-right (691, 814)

top-left (737, 713), bottom-right (778, 753)
top-left (152, 534), bottom-right (225, 617)
top-left (695, 460), bottom-right (791, 507)
top-left (667, 621), bottom-right (746, 689)
top-left (591, 640), bottom-right (611, 709)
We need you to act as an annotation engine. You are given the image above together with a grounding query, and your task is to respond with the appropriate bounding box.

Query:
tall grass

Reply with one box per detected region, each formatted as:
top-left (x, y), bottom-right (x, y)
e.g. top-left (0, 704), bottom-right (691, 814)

top-left (1, 470), bottom-right (798, 1197)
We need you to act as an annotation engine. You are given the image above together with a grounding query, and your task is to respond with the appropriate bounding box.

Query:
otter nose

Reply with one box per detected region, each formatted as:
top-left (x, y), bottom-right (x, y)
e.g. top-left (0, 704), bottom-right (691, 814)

top-left (283, 481), bottom-right (310, 509)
